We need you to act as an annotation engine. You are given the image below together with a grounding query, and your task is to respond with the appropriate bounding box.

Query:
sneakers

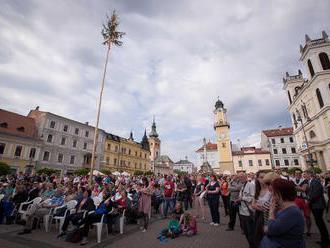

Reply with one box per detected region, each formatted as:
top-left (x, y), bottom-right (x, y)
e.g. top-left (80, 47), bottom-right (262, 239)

top-left (142, 229), bottom-right (147, 232)
top-left (209, 222), bottom-right (215, 225)
top-left (18, 229), bottom-right (31, 235)
top-left (80, 237), bottom-right (88, 246)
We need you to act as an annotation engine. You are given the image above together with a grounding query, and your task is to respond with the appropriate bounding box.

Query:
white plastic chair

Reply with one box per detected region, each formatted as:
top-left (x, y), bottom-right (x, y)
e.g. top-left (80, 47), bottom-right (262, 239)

top-left (52, 200), bottom-right (77, 233)
top-left (93, 197), bottom-right (101, 207)
top-left (119, 209), bottom-right (126, 234)
top-left (0, 194), bottom-right (4, 201)
top-left (92, 214), bottom-right (108, 243)
top-left (18, 197), bottom-right (42, 220)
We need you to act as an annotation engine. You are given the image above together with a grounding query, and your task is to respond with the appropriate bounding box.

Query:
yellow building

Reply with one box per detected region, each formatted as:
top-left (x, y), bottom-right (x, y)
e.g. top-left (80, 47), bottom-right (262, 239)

top-left (214, 99), bottom-right (235, 174)
top-left (103, 131), bottom-right (151, 173)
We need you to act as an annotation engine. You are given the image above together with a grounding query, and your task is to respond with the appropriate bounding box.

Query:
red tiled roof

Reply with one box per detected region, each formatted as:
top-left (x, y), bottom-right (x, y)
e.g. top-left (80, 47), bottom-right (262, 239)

top-left (0, 109), bottom-right (37, 139)
top-left (232, 147), bottom-right (270, 156)
top-left (262, 127), bottom-right (293, 137)
top-left (196, 142), bottom-right (217, 152)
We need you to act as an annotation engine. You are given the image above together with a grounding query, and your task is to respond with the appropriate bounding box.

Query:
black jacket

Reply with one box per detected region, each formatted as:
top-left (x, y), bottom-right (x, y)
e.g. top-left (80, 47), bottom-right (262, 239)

top-left (308, 178), bottom-right (326, 210)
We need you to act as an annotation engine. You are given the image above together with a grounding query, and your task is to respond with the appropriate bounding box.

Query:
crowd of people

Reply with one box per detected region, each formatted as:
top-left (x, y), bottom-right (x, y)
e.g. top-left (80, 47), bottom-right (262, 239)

top-left (0, 166), bottom-right (330, 247)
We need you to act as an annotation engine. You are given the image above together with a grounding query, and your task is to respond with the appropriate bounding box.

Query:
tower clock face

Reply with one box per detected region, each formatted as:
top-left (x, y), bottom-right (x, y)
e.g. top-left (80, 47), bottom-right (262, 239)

top-left (218, 133), bottom-right (226, 141)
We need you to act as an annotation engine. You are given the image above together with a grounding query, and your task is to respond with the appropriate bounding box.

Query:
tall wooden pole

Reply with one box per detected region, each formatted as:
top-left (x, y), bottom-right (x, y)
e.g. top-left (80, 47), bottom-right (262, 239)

top-left (89, 43), bottom-right (111, 186)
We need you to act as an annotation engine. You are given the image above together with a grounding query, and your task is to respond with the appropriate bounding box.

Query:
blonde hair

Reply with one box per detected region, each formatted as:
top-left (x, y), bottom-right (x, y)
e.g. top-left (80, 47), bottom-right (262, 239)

top-left (263, 172), bottom-right (280, 184)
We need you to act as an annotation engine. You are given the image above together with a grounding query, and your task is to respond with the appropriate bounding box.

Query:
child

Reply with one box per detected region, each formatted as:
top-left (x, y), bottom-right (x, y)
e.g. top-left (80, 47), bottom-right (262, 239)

top-left (180, 212), bottom-right (197, 237)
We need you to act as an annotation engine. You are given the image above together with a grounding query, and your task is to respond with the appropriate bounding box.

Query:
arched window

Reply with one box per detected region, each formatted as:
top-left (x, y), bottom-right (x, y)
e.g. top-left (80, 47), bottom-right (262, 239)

top-left (302, 105), bottom-right (308, 118)
top-left (309, 130), bottom-right (316, 139)
top-left (293, 113), bottom-right (297, 128)
top-left (319, 52), bottom-right (330, 70)
top-left (287, 91), bottom-right (292, 104)
top-left (316, 88), bottom-right (324, 108)
top-left (308, 59), bottom-right (315, 77)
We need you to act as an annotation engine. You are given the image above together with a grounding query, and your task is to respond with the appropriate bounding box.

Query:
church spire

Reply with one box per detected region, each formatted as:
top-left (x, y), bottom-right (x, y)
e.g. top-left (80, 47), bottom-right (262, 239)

top-left (149, 115), bottom-right (159, 138)
top-left (129, 130), bottom-right (134, 141)
top-left (141, 129), bottom-right (150, 151)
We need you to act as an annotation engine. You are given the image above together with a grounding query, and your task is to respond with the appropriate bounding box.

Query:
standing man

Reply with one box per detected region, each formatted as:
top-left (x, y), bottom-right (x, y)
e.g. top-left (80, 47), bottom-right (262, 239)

top-left (227, 173), bottom-right (243, 231)
top-left (306, 169), bottom-right (330, 247)
top-left (163, 176), bottom-right (175, 218)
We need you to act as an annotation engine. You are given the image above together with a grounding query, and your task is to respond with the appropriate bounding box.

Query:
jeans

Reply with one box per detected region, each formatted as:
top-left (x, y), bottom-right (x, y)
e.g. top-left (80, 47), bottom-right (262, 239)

top-left (163, 197), bottom-right (174, 217)
top-left (240, 214), bottom-right (256, 248)
top-left (183, 191), bottom-right (193, 210)
top-left (62, 212), bottom-right (84, 232)
top-left (228, 201), bottom-right (239, 229)
top-left (208, 196), bottom-right (220, 224)
top-left (311, 208), bottom-right (330, 243)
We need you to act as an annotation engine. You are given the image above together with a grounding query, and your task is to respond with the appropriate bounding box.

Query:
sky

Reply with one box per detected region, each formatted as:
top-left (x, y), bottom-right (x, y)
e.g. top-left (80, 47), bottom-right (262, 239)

top-left (0, 0), bottom-right (329, 165)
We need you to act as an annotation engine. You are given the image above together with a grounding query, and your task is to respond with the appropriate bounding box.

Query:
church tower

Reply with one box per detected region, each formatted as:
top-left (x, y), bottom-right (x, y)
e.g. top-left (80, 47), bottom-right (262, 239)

top-left (148, 117), bottom-right (161, 167)
top-left (214, 99), bottom-right (234, 174)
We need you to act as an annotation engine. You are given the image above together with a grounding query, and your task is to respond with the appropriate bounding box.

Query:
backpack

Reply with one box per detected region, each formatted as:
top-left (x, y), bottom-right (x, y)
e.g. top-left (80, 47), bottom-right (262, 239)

top-left (65, 228), bottom-right (82, 243)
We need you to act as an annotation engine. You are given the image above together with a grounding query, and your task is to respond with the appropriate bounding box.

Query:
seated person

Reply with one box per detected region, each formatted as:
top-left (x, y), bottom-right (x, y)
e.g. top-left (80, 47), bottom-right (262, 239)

top-left (58, 189), bottom-right (95, 238)
top-left (179, 212), bottom-right (197, 236)
top-left (18, 188), bottom-right (64, 235)
top-left (40, 183), bottom-right (55, 200)
top-left (172, 202), bottom-right (184, 221)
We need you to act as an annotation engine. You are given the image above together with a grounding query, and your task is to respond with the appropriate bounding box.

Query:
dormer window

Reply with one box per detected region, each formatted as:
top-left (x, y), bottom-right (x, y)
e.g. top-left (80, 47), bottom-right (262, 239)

top-left (0, 122), bottom-right (8, 128)
top-left (17, 126), bottom-right (25, 132)
top-left (309, 130), bottom-right (316, 139)
top-left (319, 52), bottom-right (330, 70)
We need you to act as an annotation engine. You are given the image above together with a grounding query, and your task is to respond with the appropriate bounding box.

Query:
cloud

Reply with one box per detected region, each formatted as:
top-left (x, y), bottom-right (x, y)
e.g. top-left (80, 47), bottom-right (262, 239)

top-left (0, 0), bottom-right (329, 167)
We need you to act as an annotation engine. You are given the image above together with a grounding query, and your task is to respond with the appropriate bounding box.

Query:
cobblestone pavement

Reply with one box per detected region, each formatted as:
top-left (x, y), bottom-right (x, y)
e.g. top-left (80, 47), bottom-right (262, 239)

top-left (0, 206), bottom-right (327, 248)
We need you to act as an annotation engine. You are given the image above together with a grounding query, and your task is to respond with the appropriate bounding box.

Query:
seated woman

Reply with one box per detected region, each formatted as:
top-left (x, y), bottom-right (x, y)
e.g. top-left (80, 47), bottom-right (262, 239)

top-left (80, 193), bottom-right (117, 245)
top-left (260, 178), bottom-right (305, 248)
top-left (58, 189), bottom-right (94, 238)
top-left (179, 212), bottom-right (197, 237)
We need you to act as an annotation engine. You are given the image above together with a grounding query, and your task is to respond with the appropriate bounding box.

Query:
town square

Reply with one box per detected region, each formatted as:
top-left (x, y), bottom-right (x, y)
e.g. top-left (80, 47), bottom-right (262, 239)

top-left (0, 1), bottom-right (330, 247)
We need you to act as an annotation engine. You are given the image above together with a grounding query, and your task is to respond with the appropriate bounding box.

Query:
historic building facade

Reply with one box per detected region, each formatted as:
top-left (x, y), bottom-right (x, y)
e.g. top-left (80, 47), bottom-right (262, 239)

top-left (232, 147), bottom-right (271, 173)
top-left (173, 156), bottom-right (194, 174)
top-left (195, 140), bottom-right (219, 170)
top-left (261, 127), bottom-right (301, 168)
top-left (103, 131), bottom-right (151, 173)
top-left (148, 118), bottom-right (161, 171)
top-left (28, 107), bottom-right (106, 173)
top-left (0, 109), bottom-right (42, 173)
top-left (154, 155), bottom-right (174, 175)
top-left (283, 31), bottom-right (330, 170)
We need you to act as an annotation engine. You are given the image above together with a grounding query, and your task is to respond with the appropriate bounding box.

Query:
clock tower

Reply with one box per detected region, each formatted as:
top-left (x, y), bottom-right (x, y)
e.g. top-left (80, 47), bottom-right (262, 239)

top-left (214, 99), bottom-right (234, 174)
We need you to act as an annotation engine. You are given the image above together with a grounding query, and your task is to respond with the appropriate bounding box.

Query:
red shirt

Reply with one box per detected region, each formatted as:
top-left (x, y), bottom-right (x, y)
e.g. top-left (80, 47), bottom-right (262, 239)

top-left (164, 181), bottom-right (175, 197)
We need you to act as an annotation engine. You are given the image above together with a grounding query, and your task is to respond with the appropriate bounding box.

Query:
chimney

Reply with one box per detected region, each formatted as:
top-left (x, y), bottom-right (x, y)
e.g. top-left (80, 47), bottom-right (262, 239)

top-left (35, 106), bottom-right (39, 111)
top-left (305, 34), bottom-right (311, 42)
top-left (322, 30), bottom-right (328, 39)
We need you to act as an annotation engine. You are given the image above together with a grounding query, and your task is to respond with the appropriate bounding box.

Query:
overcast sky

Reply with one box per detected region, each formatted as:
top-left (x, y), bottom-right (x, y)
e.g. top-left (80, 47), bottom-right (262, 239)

top-left (0, 0), bottom-right (329, 165)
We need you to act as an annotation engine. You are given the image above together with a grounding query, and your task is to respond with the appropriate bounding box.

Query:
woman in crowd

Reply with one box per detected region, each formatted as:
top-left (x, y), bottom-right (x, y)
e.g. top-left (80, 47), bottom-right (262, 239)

top-left (138, 177), bottom-right (153, 232)
top-left (260, 178), bottom-right (305, 248)
top-left (206, 174), bottom-right (220, 226)
top-left (220, 176), bottom-right (230, 216)
top-left (194, 175), bottom-right (205, 220)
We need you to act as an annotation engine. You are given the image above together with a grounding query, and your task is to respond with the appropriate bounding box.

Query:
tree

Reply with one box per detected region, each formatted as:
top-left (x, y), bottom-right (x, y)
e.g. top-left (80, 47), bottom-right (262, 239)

top-left (0, 162), bottom-right (11, 176)
top-left (37, 168), bottom-right (59, 176)
top-left (144, 170), bottom-right (154, 176)
top-left (288, 167), bottom-right (302, 175)
top-left (100, 168), bottom-right (112, 175)
top-left (89, 10), bottom-right (125, 185)
top-left (133, 170), bottom-right (144, 176)
top-left (74, 168), bottom-right (90, 176)
top-left (174, 169), bottom-right (187, 176)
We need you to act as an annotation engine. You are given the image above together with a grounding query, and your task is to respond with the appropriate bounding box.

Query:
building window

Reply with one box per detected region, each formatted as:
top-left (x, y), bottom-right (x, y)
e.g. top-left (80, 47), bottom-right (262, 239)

top-left (139, 163), bottom-right (142, 169)
top-left (293, 113), bottom-right (297, 128)
top-left (29, 148), bottom-right (36, 159)
top-left (284, 159), bottom-right (289, 166)
top-left (70, 155), bottom-right (75, 164)
top-left (273, 149), bottom-right (278, 154)
top-left (43, 151), bottom-right (50, 161)
top-left (316, 88), bottom-right (324, 108)
top-left (47, 134), bottom-right (53, 143)
top-left (0, 143), bottom-right (5, 154)
top-left (307, 59), bottom-right (315, 77)
top-left (85, 131), bottom-right (89, 137)
top-left (289, 137), bottom-right (294, 143)
top-left (275, 160), bottom-right (280, 166)
top-left (106, 157), bottom-right (110, 164)
top-left (287, 91), bottom-right (292, 104)
top-left (309, 130), bottom-right (316, 139)
top-left (238, 160), bottom-right (242, 167)
top-left (63, 125), bottom-right (68, 132)
top-left (58, 153), bottom-right (63, 163)
top-left (280, 138), bottom-right (284, 143)
top-left (135, 163), bottom-right (137, 169)
top-left (75, 128), bottom-right (79, 135)
top-left (129, 149), bottom-right (131, 155)
top-left (17, 126), bottom-right (25, 132)
top-left (14, 145), bottom-right (22, 157)
top-left (282, 148), bottom-right (287, 154)
top-left (291, 147), bottom-right (296, 153)
top-left (72, 140), bottom-right (77, 148)
top-left (84, 142), bottom-right (87, 149)
top-left (294, 159), bottom-right (299, 166)
top-left (302, 105), bottom-right (308, 118)
top-left (265, 159), bottom-right (270, 166)
top-left (61, 137), bottom-right (66, 145)
top-left (258, 159), bottom-right (262, 166)
top-left (107, 144), bottom-right (111, 150)
top-left (50, 121), bottom-right (55, 128)
top-left (114, 158), bottom-right (117, 166)
top-left (248, 160), bottom-right (253, 166)
top-left (319, 52), bottom-right (330, 70)
top-left (144, 164), bottom-right (146, 170)
top-left (135, 151), bottom-right (138, 156)
top-left (115, 146), bottom-right (118, 152)
top-left (0, 122), bottom-right (8, 128)
top-left (271, 138), bottom-right (275, 144)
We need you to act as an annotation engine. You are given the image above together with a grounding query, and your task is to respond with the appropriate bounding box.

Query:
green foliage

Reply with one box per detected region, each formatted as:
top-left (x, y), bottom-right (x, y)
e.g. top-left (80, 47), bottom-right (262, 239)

top-left (100, 168), bottom-right (112, 175)
top-left (133, 170), bottom-right (144, 176)
top-left (312, 166), bottom-right (322, 174)
top-left (0, 162), bottom-right (11, 176)
top-left (37, 167), bottom-right (59, 176)
top-left (174, 169), bottom-right (187, 176)
top-left (144, 170), bottom-right (154, 176)
top-left (74, 168), bottom-right (90, 176)
top-left (287, 167), bottom-right (302, 175)
top-left (102, 10), bottom-right (125, 47)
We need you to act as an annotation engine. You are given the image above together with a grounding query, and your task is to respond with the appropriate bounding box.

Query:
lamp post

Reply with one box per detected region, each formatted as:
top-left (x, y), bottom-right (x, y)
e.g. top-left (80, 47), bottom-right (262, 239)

top-left (293, 102), bottom-right (317, 167)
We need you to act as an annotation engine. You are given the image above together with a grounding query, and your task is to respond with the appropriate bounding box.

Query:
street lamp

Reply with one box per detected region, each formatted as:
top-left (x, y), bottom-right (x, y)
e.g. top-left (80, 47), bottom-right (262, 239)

top-left (293, 102), bottom-right (317, 167)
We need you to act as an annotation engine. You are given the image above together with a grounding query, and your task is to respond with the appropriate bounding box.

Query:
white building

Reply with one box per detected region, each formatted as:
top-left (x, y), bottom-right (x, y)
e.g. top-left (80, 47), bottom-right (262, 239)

top-left (173, 156), bottom-right (194, 174)
top-left (154, 155), bottom-right (174, 175)
top-left (28, 107), bottom-right (106, 173)
top-left (261, 127), bottom-right (301, 168)
top-left (232, 147), bottom-right (272, 173)
top-left (283, 31), bottom-right (330, 170)
top-left (195, 140), bottom-right (219, 170)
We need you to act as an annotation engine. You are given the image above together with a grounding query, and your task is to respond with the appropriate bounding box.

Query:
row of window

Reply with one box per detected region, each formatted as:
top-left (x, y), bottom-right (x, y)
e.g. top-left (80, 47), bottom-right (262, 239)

top-left (42, 151), bottom-right (76, 164)
top-left (271, 137), bottom-right (294, 144)
top-left (238, 159), bottom-right (270, 167)
top-left (49, 121), bottom-right (90, 137)
top-left (46, 134), bottom-right (88, 149)
top-left (275, 159), bottom-right (299, 166)
top-left (307, 52), bottom-right (330, 78)
top-left (0, 123), bottom-right (26, 133)
top-left (106, 143), bottom-right (148, 158)
top-left (105, 156), bottom-right (147, 170)
top-left (273, 147), bottom-right (296, 154)
top-left (0, 143), bottom-right (36, 159)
